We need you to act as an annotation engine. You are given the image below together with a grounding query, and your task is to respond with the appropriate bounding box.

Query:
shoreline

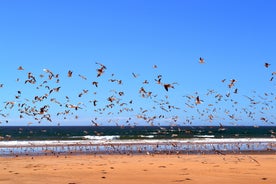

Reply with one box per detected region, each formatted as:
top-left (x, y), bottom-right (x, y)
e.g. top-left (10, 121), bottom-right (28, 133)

top-left (1, 139), bottom-right (275, 157)
top-left (1, 154), bottom-right (276, 184)
top-left (1, 148), bottom-right (276, 158)
top-left (0, 140), bottom-right (276, 157)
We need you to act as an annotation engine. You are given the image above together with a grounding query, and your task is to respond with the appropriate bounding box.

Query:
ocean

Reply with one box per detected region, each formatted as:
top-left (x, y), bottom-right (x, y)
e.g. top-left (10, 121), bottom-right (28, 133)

top-left (1, 126), bottom-right (276, 156)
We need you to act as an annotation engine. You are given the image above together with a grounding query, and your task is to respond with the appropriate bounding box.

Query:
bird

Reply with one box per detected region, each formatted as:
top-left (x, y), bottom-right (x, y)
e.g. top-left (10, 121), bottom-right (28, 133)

top-left (78, 74), bottom-right (87, 80)
top-left (66, 104), bottom-right (82, 110)
top-left (118, 92), bottom-right (124, 96)
top-left (143, 80), bottom-right (149, 84)
top-left (49, 87), bottom-right (61, 94)
top-left (155, 75), bottom-right (162, 84)
top-left (43, 68), bottom-right (54, 79)
top-left (93, 100), bottom-right (98, 106)
top-left (96, 62), bottom-right (107, 77)
top-left (195, 96), bottom-right (203, 105)
top-left (132, 72), bottom-right (139, 78)
top-left (92, 81), bottom-right (98, 87)
top-left (228, 79), bottom-right (236, 88)
top-left (68, 70), bottom-right (73, 77)
top-left (199, 57), bottom-right (205, 64)
top-left (4, 101), bottom-right (16, 109)
top-left (264, 62), bottom-right (271, 68)
top-left (91, 120), bottom-right (99, 126)
top-left (17, 66), bottom-right (24, 70)
top-left (163, 84), bottom-right (174, 91)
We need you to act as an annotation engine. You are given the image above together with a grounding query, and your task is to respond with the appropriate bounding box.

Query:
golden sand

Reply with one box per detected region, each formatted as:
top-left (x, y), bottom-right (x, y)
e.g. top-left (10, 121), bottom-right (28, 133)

top-left (0, 154), bottom-right (276, 184)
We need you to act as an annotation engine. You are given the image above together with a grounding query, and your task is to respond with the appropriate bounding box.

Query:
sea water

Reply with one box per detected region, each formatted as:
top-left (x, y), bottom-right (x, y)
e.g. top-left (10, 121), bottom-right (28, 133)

top-left (0, 126), bottom-right (276, 156)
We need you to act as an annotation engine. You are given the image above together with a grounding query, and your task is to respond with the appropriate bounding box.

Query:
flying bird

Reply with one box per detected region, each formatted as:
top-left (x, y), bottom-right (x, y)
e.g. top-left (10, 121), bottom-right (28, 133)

top-left (199, 57), bottom-right (205, 64)
top-left (163, 84), bottom-right (174, 91)
top-left (68, 70), bottom-right (73, 77)
top-left (78, 74), bottom-right (87, 80)
top-left (93, 100), bottom-right (98, 106)
top-left (228, 79), bottom-right (236, 88)
top-left (96, 62), bottom-right (107, 77)
top-left (264, 62), bottom-right (271, 68)
top-left (17, 66), bottom-right (24, 70)
top-left (132, 72), bottom-right (139, 78)
top-left (92, 81), bottom-right (98, 87)
top-left (195, 96), bottom-right (203, 105)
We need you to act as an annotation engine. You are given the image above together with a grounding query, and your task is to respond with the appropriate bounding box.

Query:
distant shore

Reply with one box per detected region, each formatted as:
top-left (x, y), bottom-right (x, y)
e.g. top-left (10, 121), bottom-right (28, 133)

top-left (1, 154), bottom-right (276, 184)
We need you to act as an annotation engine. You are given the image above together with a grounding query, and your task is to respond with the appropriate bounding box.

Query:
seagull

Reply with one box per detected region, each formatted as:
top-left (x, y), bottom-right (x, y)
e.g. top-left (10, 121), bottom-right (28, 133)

top-left (163, 84), bottom-right (174, 91)
top-left (155, 75), bottom-right (162, 84)
top-left (78, 74), bottom-right (87, 80)
top-left (66, 104), bottom-right (81, 110)
top-left (92, 81), bottom-right (98, 87)
top-left (199, 57), bottom-right (205, 64)
top-left (68, 70), bottom-right (73, 77)
top-left (195, 96), bottom-right (203, 105)
top-left (228, 79), bottom-right (236, 88)
top-left (17, 66), bottom-right (24, 70)
top-left (96, 62), bottom-right (107, 77)
top-left (93, 100), bottom-right (98, 106)
top-left (4, 101), bottom-right (16, 109)
top-left (132, 72), bottom-right (139, 78)
top-left (264, 62), bottom-right (271, 68)
top-left (43, 68), bottom-right (54, 77)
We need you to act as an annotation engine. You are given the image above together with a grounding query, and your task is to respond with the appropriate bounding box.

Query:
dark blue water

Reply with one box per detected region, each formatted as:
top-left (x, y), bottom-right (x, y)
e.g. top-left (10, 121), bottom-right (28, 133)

top-left (1, 126), bottom-right (275, 141)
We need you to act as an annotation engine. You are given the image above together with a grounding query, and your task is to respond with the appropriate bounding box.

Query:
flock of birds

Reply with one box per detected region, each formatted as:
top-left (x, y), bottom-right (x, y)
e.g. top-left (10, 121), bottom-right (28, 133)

top-left (0, 60), bottom-right (275, 127)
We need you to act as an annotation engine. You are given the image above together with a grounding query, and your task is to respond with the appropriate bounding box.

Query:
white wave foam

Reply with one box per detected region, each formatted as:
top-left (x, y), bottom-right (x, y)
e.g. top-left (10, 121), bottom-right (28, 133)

top-left (82, 135), bottom-right (120, 140)
top-left (138, 135), bottom-right (155, 138)
top-left (194, 135), bottom-right (215, 138)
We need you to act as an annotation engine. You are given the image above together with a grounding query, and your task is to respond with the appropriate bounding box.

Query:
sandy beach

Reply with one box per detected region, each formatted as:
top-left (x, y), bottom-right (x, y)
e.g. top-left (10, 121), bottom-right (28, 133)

top-left (0, 154), bottom-right (276, 184)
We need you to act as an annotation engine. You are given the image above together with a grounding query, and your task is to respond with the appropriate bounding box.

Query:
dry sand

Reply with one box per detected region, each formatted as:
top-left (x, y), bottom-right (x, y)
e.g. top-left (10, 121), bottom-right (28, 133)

top-left (0, 154), bottom-right (276, 184)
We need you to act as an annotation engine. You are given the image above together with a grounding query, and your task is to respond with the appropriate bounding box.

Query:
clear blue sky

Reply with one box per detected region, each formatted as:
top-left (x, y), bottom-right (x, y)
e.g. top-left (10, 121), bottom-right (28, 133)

top-left (0, 0), bottom-right (275, 126)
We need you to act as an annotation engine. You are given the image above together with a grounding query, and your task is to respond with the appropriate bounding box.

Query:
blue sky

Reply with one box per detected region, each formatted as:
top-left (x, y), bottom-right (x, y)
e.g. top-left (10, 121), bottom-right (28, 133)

top-left (0, 0), bottom-right (275, 126)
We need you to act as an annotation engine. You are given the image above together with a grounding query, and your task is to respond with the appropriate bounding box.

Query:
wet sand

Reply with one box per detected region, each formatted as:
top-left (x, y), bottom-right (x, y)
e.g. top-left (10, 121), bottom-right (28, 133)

top-left (0, 154), bottom-right (276, 184)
